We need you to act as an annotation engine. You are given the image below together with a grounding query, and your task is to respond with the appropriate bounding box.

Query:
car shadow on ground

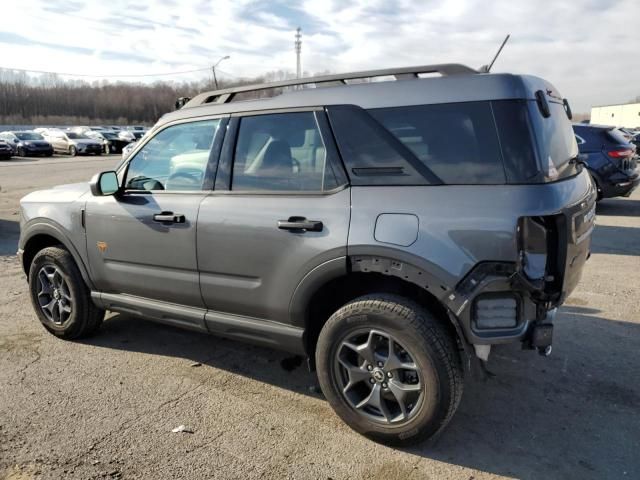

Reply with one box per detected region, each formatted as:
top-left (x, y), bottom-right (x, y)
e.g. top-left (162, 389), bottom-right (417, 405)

top-left (590, 224), bottom-right (640, 256)
top-left (0, 219), bottom-right (19, 256)
top-left (83, 305), bottom-right (640, 479)
top-left (0, 157), bottom-right (40, 164)
top-left (596, 198), bottom-right (640, 217)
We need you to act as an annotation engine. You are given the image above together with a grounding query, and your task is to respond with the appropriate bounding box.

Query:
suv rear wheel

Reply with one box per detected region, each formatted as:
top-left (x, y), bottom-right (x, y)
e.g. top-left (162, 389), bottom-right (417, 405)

top-left (28, 246), bottom-right (104, 339)
top-left (316, 294), bottom-right (463, 446)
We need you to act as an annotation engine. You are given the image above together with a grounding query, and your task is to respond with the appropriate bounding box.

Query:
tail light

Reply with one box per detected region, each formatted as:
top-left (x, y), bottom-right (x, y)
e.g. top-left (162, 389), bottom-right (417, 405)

top-left (607, 149), bottom-right (634, 158)
top-left (518, 217), bottom-right (548, 282)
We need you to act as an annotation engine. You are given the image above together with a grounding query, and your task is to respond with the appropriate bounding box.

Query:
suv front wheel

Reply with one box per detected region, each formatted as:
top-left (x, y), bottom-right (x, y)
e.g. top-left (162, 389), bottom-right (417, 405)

top-left (28, 246), bottom-right (104, 339)
top-left (316, 294), bottom-right (463, 446)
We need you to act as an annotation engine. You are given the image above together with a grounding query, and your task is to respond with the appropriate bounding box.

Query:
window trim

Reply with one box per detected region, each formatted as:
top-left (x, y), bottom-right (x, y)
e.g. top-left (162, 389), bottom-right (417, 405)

top-left (574, 134), bottom-right (586, 145)
top-left (215, 108), bottom-right (348, 195)
top-left (119, 114), bottom-right (229, 195)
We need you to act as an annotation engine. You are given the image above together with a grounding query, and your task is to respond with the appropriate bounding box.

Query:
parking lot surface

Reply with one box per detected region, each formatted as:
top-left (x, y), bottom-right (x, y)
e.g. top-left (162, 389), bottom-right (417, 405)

top-left (0, 155), bottom-right (639, 479)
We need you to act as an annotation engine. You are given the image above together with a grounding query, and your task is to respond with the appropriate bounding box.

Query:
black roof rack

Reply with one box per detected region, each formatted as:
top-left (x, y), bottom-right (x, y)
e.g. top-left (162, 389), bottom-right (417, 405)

top-left (182, 63), bottom-right (478, 108)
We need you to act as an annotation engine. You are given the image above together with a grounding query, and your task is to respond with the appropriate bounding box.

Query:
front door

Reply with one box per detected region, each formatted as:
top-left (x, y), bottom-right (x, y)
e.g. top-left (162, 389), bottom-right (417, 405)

top-left (85, 117), bottom-right (224, 309)
top-left (197, 110), bottom-right (350, 324)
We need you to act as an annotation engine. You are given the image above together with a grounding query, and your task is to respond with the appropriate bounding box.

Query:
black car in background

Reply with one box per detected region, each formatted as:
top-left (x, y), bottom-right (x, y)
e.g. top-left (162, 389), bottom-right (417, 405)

top-left (86, 130), bottom-right (132, 154)
top-left (0, 131), bottom-right (53, 157)
top-left (0, 139), bottom-right (13, 159)
top-left (573, 124), bottom-right (639, 199)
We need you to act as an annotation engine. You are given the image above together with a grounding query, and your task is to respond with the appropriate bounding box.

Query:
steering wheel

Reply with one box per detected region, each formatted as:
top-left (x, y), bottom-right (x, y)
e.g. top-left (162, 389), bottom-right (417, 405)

top-left (166, 170), bottom-right (203, 189)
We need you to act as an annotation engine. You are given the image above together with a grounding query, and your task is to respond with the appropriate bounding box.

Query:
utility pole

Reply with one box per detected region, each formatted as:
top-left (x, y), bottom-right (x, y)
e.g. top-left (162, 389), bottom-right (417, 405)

top-left (294, 27), bottom-right (302, 79)
top-left (212, 55), bottom-right (230, 89)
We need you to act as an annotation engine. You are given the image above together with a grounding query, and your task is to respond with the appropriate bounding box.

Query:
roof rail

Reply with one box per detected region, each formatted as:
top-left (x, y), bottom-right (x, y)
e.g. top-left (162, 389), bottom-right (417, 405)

top-left (182, 63), bottom-right (479, 108)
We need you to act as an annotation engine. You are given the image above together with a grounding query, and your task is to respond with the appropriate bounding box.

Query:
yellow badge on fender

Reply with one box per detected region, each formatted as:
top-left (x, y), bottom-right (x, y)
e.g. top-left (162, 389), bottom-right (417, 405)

top-left (97, 241), bottom-right (108, 253)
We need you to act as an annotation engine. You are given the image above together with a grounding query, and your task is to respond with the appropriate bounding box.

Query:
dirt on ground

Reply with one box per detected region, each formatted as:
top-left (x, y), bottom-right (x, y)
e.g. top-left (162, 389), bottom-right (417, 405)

top-left (0, 155), bottom-right (639, 479)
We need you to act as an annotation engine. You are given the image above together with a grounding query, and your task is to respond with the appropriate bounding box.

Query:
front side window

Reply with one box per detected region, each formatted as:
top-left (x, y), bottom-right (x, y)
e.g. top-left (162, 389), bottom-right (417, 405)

top-left (231, 112), bottom-right (337, 191)
top-left (125, 119), bottom-right (220, 191)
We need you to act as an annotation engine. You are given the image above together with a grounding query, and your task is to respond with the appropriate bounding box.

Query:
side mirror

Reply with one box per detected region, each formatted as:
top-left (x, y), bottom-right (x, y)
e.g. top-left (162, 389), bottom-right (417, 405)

top-left (90, 171), bottom-right (119, 196)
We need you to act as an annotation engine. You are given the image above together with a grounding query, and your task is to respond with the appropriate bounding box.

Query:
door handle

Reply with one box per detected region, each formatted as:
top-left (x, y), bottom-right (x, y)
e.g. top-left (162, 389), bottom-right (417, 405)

top-left (278, 216), bottom-right (323, 232)
top-left (153, 211), bottom-right (186, 224)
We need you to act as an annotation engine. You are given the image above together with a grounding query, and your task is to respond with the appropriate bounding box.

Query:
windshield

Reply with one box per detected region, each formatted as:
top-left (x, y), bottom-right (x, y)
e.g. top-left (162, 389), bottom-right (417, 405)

top-left (102, 132), bottom-right (118, 140)
top-left (66, 132), bottom-right (87, 139)
top-left (15, 132), bottom-right (44, 140)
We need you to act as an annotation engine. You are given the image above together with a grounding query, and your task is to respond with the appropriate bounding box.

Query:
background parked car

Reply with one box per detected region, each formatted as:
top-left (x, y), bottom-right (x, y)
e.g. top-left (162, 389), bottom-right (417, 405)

top-left (42, 130), bottom-right (103, 156)
top-left (117, 130), bottom-right (136, 142)
top-left (0, 131), bottom-right (53, 157)
top-left (617, 127), bottom-right (637, 141)
top-left (86, 130), bottom-right (132, 154)
top-left (0, 139), bottom-right (13, 159)
top-left (573, 124), bottom-right (639, 199)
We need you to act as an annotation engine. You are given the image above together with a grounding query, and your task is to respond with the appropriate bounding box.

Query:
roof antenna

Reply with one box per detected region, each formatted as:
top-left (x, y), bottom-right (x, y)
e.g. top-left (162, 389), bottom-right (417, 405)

top-left (479, 34), bottom-right (510, 73)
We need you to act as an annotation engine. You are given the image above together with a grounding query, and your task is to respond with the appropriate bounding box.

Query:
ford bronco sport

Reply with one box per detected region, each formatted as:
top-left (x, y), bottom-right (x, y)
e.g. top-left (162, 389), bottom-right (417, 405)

top-left (18, 64), bottom-right (596, 445)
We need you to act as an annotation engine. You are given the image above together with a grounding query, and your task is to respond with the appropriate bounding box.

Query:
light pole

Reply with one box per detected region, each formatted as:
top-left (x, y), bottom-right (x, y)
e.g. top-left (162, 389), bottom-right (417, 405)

top-left (212, 55), bottom-right (230, 89)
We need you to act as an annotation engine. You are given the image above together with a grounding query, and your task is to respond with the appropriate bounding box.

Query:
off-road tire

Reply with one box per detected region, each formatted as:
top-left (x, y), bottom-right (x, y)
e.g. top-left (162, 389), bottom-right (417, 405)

top-left (28, 246), bottom-right (104, 339)
top-left (316, 294), bottom-right (463, 446)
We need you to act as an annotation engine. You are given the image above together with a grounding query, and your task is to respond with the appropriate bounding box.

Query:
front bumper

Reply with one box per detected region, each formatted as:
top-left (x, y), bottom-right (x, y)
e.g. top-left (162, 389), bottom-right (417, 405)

top-left (77, 145), bottom-right (102, 154)
top-left (24, 146), bottom-right (53, 155)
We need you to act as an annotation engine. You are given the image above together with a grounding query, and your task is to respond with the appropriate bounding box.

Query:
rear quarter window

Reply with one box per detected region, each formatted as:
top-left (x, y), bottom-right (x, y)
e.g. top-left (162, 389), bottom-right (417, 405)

top-left (368, 102), bottom-right (507, 184)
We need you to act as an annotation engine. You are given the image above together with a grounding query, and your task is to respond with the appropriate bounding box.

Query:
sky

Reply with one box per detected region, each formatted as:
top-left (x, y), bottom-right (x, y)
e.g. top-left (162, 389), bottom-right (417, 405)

top-left (0, 0), bottom-right (638, 112)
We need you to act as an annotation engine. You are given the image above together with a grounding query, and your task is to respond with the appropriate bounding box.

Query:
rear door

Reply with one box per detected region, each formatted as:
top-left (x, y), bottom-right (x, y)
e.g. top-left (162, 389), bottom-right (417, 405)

top-left (196, 109), bottom-right (350, 324)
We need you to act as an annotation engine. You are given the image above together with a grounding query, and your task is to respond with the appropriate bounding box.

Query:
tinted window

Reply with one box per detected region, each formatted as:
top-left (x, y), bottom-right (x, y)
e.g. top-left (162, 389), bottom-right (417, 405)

top-left (528, 101), bottom-right (578, 179)
top-left (66, 132), bottom-right (87, 139)
top-left (327, 106), bottom-right (437, 185)
top-left (125, 119), bottom-right (220, 191)
top-left (368, 102), bottom-right (506, 184)
top-left (491, 100), bottom-right (539, 182)
top-left (232, 112), bottom-right (337, 191)
top-left (16, 132), bottom-right (44, 140)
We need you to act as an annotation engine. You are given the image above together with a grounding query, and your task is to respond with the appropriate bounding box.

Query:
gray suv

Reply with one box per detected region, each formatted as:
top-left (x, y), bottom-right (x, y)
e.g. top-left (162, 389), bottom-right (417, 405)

top-left (18, 64), bottom-right (596, 445)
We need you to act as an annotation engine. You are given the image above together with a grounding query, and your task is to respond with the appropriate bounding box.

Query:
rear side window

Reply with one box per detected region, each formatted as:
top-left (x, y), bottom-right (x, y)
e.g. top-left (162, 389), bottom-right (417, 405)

top-left (369, 102), bottom-right (506, 184)
top-left (327, 106), bottom-right (439, 185)
top-left (232, 112), bottom-right (338, 192)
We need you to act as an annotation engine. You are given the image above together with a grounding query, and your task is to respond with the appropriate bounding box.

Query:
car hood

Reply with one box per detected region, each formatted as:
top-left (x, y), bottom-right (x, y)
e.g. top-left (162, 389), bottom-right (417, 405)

top-left (20, 182), bottom-right (90, 205)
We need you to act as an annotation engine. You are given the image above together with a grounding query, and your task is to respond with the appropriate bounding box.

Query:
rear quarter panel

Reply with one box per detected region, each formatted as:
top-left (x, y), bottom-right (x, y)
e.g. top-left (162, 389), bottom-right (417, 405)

top-left (348, 170), bottom-right (594, 289)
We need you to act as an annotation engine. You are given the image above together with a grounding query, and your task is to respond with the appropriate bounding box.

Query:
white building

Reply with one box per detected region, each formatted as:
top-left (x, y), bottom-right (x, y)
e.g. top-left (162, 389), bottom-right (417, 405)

top-left (590, 102), bottom-right (640, 128)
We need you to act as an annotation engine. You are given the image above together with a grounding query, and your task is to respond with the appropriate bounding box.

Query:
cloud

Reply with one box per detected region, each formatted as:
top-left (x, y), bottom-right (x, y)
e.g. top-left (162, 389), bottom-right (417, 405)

top-left (0, 0), bottom-right (637, 111)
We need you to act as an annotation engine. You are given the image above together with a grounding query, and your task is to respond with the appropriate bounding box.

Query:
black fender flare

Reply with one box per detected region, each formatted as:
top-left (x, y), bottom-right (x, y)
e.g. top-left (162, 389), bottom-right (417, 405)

top-left (288, 246), bottom-right (460, 324)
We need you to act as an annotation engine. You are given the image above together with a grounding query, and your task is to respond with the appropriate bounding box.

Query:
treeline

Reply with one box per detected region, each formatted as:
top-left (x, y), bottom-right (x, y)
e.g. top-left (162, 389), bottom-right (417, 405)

top-left (0, 69), bottom-right (304, 125)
